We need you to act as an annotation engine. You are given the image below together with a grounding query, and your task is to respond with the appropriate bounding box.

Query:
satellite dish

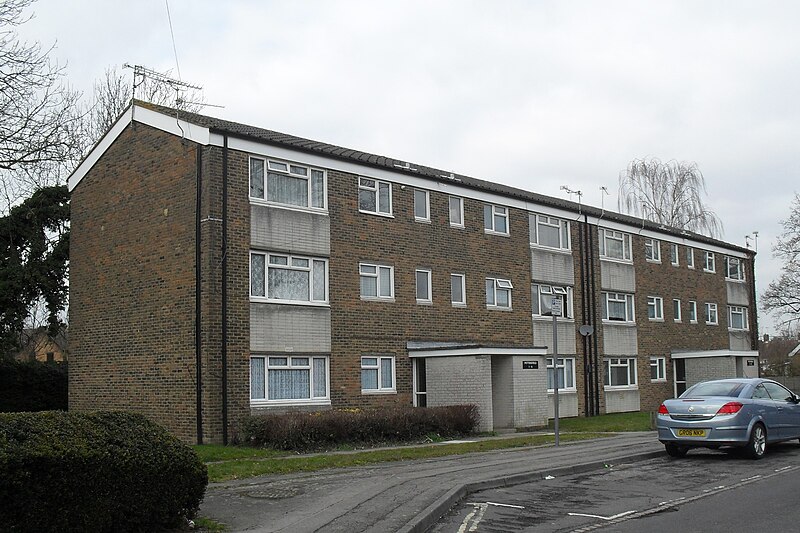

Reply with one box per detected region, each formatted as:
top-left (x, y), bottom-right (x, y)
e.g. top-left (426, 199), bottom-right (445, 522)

top-left (579, 325), bottom-right (595, 337)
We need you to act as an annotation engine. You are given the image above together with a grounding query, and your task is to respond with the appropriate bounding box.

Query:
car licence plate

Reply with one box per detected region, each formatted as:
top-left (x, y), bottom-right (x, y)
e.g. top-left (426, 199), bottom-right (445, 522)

top-left (677, 429), bottom-right (707, 437)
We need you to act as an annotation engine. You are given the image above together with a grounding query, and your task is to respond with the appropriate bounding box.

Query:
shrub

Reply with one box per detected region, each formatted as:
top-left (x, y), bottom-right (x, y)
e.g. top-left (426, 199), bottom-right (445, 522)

top-left (0, 359), bottom-right (68, 412)
top-left (240, 404), bottom-right (479, 450)
top-left (0, 411), bottom-right (208, 532)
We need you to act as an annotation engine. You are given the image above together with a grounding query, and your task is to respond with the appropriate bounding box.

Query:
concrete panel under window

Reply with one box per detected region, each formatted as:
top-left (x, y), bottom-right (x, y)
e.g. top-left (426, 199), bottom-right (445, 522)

top-left (548, 391), bottom-right (579, 419)
top-left (491, 356), bottom-right (514, 429)
top-left (729, 332), bottom-right (751, 351)
top-left (736, 357), bottom-right (758, 378)
top-left (600, 261), bottom-right (636, 292)
top-left (684, 357), bottom-right (736, 388)
top-left (531, 249), bottom-right (574, 286)
top-left (426, 355), bottom-right (494, 432)
top-left (726, 281), bottom-right (749, 306)
top-left (605, 389), bottom-right (640, 413)
top-left (510, 355), bottom-right (548, 428)
top-left (532, 321), bottom-right (577, 355)
top-left (250, 303), bottom-right (331, 352)
top-left (602, 324), bottom-right (638, 355)
top-left (251, 204), bottom-right (330, 256)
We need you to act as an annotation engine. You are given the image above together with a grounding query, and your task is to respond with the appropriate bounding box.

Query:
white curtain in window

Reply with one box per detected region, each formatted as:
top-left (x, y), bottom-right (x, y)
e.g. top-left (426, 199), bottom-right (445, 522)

top-left (311, 170), bottom-right (325, 208)
top-left (362, 368), bottom-right (378, 389)
top-left (380, 358), bottom-right (393, 388)
top-left (250, 358), bottom-right (265, 399)
top-left (312, 261), bottom-right (326, 301)
top-left (251, 255), bottom-right (265, 297)
top-left (268, 369), bottom-right (310, 400)
top-left (378, 182), bottom-right (390, 211)
top-left (267, 171), bottom-right (308, 207)
top-left (313, 358), bottom-right (327, 397)
top-left (449, 197), bottom-right (462, 224)
top-left (361, 274), bottom-right (377, 297)
top-left (379, 268), bottom-right (392, 297)
top-left (269, 268), bottom-right (309, 300)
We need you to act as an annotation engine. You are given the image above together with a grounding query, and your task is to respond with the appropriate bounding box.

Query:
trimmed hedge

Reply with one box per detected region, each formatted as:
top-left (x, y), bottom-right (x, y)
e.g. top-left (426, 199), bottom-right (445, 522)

top-left (0, 411), bottom-right (207, 532)
top-left (239, 404), bottom-right (479, 450)
top-left (0, 359), bottom-right (68, 412)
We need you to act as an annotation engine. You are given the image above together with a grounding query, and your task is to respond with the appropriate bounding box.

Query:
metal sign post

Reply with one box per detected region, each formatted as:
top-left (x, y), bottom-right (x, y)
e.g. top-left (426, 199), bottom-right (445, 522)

top-left (550, 298), bottom-right (562, 446)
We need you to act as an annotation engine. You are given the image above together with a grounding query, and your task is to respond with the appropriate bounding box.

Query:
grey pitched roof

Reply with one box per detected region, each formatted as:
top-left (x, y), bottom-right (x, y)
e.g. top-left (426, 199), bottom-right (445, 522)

top-left (139, 100), bottom-right (752, 254)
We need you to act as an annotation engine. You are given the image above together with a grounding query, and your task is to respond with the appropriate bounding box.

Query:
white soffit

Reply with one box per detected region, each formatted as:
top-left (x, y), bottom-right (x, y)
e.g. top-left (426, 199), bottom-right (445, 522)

top-left (407, 347), bottom-right (548, 358)
top-left (671, 349), bottom-right (758, 359)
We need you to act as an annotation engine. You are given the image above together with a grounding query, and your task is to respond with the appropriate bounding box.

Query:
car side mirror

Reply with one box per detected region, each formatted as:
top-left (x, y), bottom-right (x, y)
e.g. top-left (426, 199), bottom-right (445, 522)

top-left (791, 395), bottom-right (800, 404)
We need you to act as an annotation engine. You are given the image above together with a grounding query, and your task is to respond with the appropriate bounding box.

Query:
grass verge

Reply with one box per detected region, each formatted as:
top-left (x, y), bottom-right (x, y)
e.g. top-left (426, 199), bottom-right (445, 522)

top-left (548, 411), bottom-right (652, 433)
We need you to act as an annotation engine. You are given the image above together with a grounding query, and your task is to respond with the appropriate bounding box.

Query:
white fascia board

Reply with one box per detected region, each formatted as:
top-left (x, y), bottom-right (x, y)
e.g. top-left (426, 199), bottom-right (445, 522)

top-left (407, 346), bottom-right (548, 358)
top-left (671, 349), bottom-right (759, 359)
top-left (68, 107), bottom-right (133, 191)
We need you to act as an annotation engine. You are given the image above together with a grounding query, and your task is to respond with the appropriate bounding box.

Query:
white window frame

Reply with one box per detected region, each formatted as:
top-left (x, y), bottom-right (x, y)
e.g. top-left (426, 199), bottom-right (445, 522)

top-left (728, 305), bottom-right (749, 331)
top-left (414, 189), bottom-right (430, 222)
top-left (706, 302), bottom-right (719, 325)
top-left (532, 284), bottom-right (573, 319)
top-left (599, 228), bottom-right (632, 262)
top-left (650, 356), bottom-right (666, 382)
top-left (547, 357), bottom-right (577, 392)
top-left (673, 299), bottom-right (681, 322)
top-left (670, 243), bottom-right (679, 266)
top-left (361, 355), bottom-right (396, 393)
top-left (450, 273), bottom-right (466, 307)
top-left (704, 251), bottom-right (716, 273)
top-left (644, 238), bottom-right (661, 262)
top-left (530, 213), bottom-right (570, 251)
top-left (359, 263), bottom-right (394, 300)
top-left (647, 296), bottom-right (664, 321)
top-left (249, 157), bottom-right (327, 211)
top-left (359, 177), bottom-right (392, 216)
top-left (415, 268), bottom-right (432, 304)
top-left (250, 252), bottom-right (328, 305)
top-left (250, 355), bottom-right (330, 406)
top-left (486, 277), bottom-right (513, 309)
top-left (688, 300), bottom-right (698, 323)
top-left (604, 357), bottom-right (638, 389)
top-left (687, 247), bottom-right (695, 269)
top-left (725, 257), bottom-right (745, 281)
top-left (484, 204), bottom-right (509, 235)
top-left (449, 196), bottom-right (464, 228)
top-left (602, 292), bottom-right (635, 323)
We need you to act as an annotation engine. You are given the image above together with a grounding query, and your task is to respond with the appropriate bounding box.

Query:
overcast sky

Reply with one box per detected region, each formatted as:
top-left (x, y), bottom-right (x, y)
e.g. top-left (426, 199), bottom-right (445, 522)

top-left (18, 0), bottom-right (800, 335)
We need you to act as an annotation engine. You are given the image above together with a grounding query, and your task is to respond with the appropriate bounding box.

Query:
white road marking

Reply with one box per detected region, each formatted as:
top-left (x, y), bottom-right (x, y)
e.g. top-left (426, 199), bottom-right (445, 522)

top-left (458, 503), bottom-right (488, 533)
top-left (486, 501), bottom-right (525, 509)
top-left (545, 475), bottom-right (555, 480)
top-left (568, 510), bottom-right (637, 521)
top-left (775, 466), bottom-right (793, 472)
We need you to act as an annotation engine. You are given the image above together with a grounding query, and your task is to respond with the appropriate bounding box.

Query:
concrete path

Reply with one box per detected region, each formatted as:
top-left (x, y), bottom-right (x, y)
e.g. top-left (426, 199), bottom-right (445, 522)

top-left (199, 432), bottom-right (664, 533)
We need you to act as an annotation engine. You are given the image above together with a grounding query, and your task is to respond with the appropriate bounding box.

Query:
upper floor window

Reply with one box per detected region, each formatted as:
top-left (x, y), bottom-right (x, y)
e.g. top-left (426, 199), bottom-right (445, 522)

top-left (602, 292), bottom-right (635, 322)
top-left (599, 228), bottom-right (632, 261)
top-left (705, 302), bottom-right (719, 325)
top-left (687, 247), bottom-right (695, 269)
top-left (532, 284), bottom-right (573, 318)
top-left (688, 300), bottom-right (698, 323)
top-left (484, 204), bottom-right (509, 235)
top-left (451, 273), bottom-right (466, 307)
top-left (647, 296), bottom-right (664, 320)
top-left (725, 257), bottom-right (745, 281)
top-left (673, 299), bottom-right (681, 322)
top-left (449, 196), bottom-right (464, 227)
top-left (359, 177), bottom-right (392, 215)
top-left (728, 306), bottom-right (749, 330)
top-left (670, 243), bottom-right (679, 266)
top-left (644, 239), bottom-right (661, 262)
top-left (250, 252), bottom-right (327, 303)
top-left (414, 189), bottom-right (430, 222)
top-left (486, 277), bottom-right (513, 309)
top-left (704, 251), bottom-right (716, 273)
top-left (415, 269), bottom-right (432, 304)
top-left (547, 357), bottom-right (576, 391)
top-left (531, 214), bottom-right (570, 250)
top-left (249, 157), bottom-right (325, 209)
top-left (360, 263), bottom-right (394, 300)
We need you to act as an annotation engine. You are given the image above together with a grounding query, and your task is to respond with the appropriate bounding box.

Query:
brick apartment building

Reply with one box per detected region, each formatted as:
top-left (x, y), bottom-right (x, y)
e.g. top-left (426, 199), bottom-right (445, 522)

top-left (68, 101), bottom-right (759, 444)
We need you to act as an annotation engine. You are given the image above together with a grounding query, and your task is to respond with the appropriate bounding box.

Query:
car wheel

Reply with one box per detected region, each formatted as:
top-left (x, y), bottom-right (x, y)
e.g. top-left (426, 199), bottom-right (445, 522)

top-left (665, 443), bottom-right (688, 458)
top-left (745, 423), bottom-right (766, 459)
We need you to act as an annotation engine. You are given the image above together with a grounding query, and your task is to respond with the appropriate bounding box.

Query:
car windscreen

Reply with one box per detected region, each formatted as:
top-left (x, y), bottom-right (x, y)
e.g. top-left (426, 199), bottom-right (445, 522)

top-left (680, 382), bottom-right (746, 398)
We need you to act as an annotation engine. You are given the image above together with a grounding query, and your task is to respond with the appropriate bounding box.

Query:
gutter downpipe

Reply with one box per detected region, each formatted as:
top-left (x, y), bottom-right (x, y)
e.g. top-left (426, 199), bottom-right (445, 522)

top-left (587, 218), bottom-right (601, 415)
top-left (578, 216), bottom-right (591, 417)
top-left (195, 147), bottom-right (203, 445)
top-left (221, 135), bottom-right (229, 445)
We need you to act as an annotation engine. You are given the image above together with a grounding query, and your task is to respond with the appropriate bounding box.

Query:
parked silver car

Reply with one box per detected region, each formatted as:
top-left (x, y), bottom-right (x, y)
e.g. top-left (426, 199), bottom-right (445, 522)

top-left (657, 378), bottom-right (800, 458)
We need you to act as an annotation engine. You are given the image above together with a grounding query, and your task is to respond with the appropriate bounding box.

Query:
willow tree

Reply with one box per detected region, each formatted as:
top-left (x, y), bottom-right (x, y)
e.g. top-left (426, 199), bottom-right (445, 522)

top-left (763, 193), bottom-right (800, 330)
top-left (618, 158), bottom-right (723, 238)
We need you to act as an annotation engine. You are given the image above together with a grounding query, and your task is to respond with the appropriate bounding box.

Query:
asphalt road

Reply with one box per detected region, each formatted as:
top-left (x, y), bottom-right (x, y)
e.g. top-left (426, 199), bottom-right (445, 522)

top-left (432, 441), bottom-right (800, 532)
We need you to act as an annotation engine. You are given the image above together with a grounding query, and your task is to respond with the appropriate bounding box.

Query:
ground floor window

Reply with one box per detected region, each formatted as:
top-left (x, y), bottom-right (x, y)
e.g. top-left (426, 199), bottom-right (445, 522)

top-left (650, 356), bottom-right (666, 381)
top-left (547, 357), bottom-right (576, 391)
top-left (250, 355), bottom-right (328, 402)
top-left (361, 355), bottom-right (395, 393)
top-left (604, 357), bottom-right (637, 388)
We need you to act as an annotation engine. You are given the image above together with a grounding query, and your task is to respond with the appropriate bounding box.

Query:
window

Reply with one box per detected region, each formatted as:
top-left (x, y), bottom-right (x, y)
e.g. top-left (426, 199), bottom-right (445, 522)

top-left (604, 358), bottom-right (637, 388)
top-left (704, 251), bottom-right (716, 272)
top-left (647, 296), bottom-right (664, 320)
top-left (602, 292), bottom-right (635, 322)
top-left (486, 278), bottom-right (513, 309)
top-left (599, 229), bottom-right (632, 261)
top-left (484, 204), bottom-right (509, 234)
top-left (705, 302), bottom-right (718, 325)
top-left (689, 300), bottom-right (698, 323)
top-left (415, 269), bottom-right (432, 303)
top-left (531, 214), bottom-right (570, 250)
top-left (414, 189), bottom-right (429, 222)
top-left (547, 358), bottom-right (576, 391)
top-left (250, 252), bottom-right (327, 303)
top-left (687, 247), bottom-right (695, 269)
top-left (359, 177), bottom-right (392, 215)
top-left (449, 196), bottom-right (464, 227)
top-left (250, 356), bottom-right (328, 402)
top-left (532, 284), bottom-right (573, 318)
top-left (728, 306), bottom-right (749, 330)
top-left (249, 158), bottom-right (326, 209)
top-left (361, 356), bottom-right (395, 392)
top-left (451, 274), bottom-right (466, 307)
top-left (650, 357), bottom-right (666, 381)
top-left (644, 239), bottom-right (661, 262)
top-left (360, 263), bottom-right (394, 299)
top-left (670, 243), bottom-right (679, 266)
top-left (726, 257), bottom-right (745, 281)
top-left (673, 299), bottom-right (681, 322)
